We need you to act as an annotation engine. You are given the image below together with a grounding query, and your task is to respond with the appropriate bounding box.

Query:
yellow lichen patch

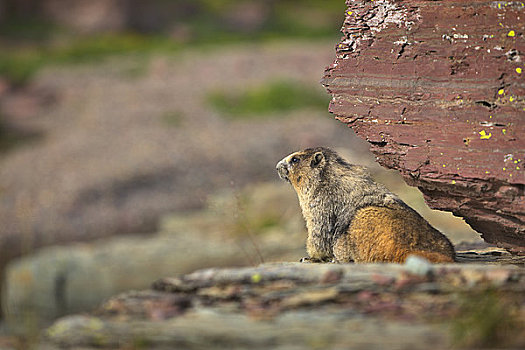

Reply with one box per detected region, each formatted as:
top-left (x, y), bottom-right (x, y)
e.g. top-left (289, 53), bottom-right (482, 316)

top-left (502, 129), bottom-right (507, 134)
top-left (479, 130), bottom-right (492, 139)
top-left (87, 318), bottom-right (104, 331)
top-left (451, 180), bottom-right (456, 184)
top-left (509, 96), bottom-right (515, 102)
top-left (517, 67), bottom-right (523, 74)
top-left (508, 30), bottom-right (515, 37)
top-left (485, 171), bottom-right (490, 174)
top-left (347, 11), bottom-right (353, 15)
top-left (498, 89), bottom-right (505, 95)
top-left (442, 164), bottom-right (446, 168)
top-left (47, 316), bottom-right (104, 338)
top-left (251, 273), bottom-right (262, 283)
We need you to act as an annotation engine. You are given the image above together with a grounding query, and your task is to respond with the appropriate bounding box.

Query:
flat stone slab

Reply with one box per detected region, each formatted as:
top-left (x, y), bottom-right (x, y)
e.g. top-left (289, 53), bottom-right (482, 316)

top-left (38, 256), bottom-right (525, 349)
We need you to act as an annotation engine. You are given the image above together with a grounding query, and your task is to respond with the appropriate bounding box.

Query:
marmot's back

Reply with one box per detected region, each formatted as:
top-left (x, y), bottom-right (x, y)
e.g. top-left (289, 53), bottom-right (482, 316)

top-left (334, 203), bottom-right (455, 263)
top-left (276, 147), bottom-right (456, 263)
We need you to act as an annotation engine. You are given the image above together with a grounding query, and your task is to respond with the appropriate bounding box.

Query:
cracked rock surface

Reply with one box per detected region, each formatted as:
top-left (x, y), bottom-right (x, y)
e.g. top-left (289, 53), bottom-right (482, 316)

top-left (323, 0), bottom-right (525, 253)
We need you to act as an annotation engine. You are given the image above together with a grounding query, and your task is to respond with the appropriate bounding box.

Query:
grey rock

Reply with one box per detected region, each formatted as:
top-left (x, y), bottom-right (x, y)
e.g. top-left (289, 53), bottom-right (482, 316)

top-left (36, 261), bottom-right (525, 349)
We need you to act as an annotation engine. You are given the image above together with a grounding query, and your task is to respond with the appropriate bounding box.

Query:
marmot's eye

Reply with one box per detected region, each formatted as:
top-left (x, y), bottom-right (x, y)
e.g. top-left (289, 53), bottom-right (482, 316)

top-left (291, 156), bottom-right (300, 163)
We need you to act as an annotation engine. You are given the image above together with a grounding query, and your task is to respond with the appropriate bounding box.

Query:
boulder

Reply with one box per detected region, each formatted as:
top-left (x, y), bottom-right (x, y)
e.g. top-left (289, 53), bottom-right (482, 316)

top-left (322, 0), bottom-right (525, 254)
top-left (37, 256), bottom-right (525, 349)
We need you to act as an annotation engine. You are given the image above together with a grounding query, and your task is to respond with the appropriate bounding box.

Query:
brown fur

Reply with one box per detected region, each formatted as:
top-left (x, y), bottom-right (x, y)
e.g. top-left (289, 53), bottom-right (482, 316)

top-left (276, 147), bottom-right (455, 264)
top-left (337, 206), bottom-right (454, 263)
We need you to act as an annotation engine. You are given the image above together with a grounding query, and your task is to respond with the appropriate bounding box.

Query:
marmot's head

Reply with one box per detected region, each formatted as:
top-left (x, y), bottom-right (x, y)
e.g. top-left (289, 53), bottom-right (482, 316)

top-left (276, 147), bottom-right (346, 191)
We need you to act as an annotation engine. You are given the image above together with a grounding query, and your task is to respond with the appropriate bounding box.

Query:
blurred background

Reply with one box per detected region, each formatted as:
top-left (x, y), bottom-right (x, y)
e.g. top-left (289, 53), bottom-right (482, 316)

top-left (0, 0), bottom-right (483, 344)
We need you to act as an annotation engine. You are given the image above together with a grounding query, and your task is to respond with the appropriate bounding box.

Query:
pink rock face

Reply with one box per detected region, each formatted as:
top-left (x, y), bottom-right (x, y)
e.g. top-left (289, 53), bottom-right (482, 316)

top-left (323, 0), bottom-right (524, 254)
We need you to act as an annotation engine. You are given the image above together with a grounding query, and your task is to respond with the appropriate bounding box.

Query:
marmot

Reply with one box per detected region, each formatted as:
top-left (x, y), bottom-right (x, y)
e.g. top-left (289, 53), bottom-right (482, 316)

top-left (276, 147), bottom-right (455, 263)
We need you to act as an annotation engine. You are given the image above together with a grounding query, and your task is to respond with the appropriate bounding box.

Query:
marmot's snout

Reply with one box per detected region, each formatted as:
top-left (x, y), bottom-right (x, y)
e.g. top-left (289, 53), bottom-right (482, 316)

top-left (276, 159), bottom-right (290, 182)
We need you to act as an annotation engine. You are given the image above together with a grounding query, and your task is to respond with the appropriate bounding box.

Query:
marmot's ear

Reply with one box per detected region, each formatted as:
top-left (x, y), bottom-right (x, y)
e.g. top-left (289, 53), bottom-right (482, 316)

top-left (311, 152), bottom-right (324, 167)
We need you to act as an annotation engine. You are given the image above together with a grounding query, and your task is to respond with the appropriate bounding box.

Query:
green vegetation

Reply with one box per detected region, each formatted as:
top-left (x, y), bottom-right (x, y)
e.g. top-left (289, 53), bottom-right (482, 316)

top-left (161, 111), bottom-right (185, 127)
top-left (0, 16), bottom-right (58, 41)
top-left (0, 114), bottom-right (42, 152)
top-left (231, 193), bottom-right (282, 236)
top-left (0, 0), bottom-right (344, 84)
top-left (207, 183), bottom-right (303, 239)
top-left (0, 33), bottom-right (181, 84)
top-left (207, 80), bottom-right (329, 118)
top-left (452, 289), bottom-right (523, 348)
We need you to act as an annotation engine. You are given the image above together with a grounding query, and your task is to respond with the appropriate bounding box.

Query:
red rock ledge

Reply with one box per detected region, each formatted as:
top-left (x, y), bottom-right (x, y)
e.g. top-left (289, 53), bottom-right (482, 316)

top-left (322, 0), bottom-right (524, 253)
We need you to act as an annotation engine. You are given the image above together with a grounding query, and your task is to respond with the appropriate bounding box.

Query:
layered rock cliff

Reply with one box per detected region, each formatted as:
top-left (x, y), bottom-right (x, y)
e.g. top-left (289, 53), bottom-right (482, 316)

top-left (323, 0), bottom-right (524, 253)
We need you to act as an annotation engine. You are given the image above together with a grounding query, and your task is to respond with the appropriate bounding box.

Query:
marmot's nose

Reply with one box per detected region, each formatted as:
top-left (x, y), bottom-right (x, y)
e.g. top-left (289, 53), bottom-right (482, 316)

top-left (276, 160), bottom-right (287, 172)
top-left (276, 160), bottom-right (289, 179)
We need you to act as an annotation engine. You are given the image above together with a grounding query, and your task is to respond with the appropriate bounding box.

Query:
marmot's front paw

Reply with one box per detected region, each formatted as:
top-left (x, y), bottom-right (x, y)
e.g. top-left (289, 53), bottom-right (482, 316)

top-left (300, 257), bottom-right (330, 263)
